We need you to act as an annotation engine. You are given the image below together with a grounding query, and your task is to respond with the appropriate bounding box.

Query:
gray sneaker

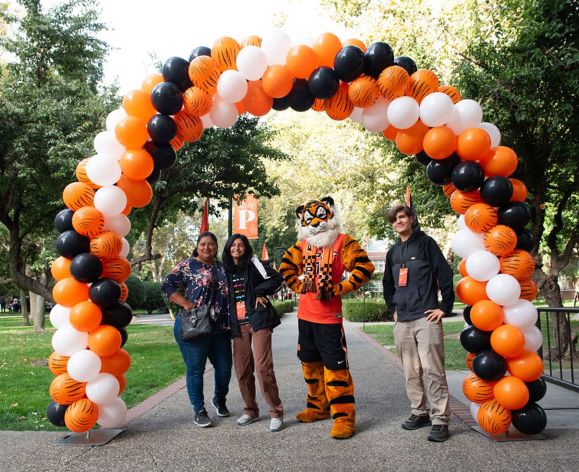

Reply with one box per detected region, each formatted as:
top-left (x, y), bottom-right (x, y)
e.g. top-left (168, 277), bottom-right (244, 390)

top-left (428, 425), bottom-right (450, 442)
top-left (237, 414), bottom-right (259, 426)
top-left (270, 416), bottom-right (284, 432)
top-left (194, 409), bottom-right (212, 428)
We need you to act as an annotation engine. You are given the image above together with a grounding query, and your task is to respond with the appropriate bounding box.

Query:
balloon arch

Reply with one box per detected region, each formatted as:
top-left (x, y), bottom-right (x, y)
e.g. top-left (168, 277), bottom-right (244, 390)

top-left (46, 30), bottom-right (547, 436)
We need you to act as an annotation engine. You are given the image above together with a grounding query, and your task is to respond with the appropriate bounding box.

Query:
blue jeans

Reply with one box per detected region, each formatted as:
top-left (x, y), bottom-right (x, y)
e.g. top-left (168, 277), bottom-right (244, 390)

top-left (174, 316), bottom-right (232, 413)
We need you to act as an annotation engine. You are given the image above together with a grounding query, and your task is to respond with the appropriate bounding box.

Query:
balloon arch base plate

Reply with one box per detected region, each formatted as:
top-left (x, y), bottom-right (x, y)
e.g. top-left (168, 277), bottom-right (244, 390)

top-left (55, 428), bottom-right (123, 446)
top-left (471, 425), bottom-right (546, 442)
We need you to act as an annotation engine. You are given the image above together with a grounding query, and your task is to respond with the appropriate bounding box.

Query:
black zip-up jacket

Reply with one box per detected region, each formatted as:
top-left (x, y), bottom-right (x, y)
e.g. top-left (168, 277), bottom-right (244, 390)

top-left (382, 230), bottom-right (454, 321)
top-left (226, 257), bottom-right (284, 337)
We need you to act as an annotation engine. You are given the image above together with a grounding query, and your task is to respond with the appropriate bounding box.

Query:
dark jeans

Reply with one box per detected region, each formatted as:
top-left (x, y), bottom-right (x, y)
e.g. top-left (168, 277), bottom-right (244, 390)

top-left (174, 316), bottom-right (233, 413)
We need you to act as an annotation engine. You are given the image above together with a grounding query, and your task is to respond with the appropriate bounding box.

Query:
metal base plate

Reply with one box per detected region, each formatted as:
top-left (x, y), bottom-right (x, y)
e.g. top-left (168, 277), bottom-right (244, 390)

top-left (471, 425), bottom-right (546, 442)
top-left (55, 428), bottom-right (123, 446)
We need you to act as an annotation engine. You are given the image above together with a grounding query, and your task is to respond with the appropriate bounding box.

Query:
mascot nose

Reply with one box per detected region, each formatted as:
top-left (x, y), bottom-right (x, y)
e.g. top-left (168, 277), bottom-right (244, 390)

top-left (311, 219), bottom-right (321, 228)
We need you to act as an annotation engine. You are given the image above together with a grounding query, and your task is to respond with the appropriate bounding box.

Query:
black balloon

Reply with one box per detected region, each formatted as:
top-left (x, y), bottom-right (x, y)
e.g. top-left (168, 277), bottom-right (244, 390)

top-left (526, 377), bottom-right (547, 403)
top-left (480, 176), bottom-right (513, 207)
top-left (119, 326), bottom-right (128, 347)
top-left (70, 253), bottom-right (103, 284)
top-left (146, 167), bottom-right (161, 184)
top-left (451, 161), bottom-right (485, 192)
top-left (89, 278), bottom-right (122, 308)
top-left (56, 230), bottom-right (90, 259)
top-left (272, 96), bottom-right (290, 111)
top-left (426, 154), bottom-right (460, 185)
top-left (101, 302), bottom-right (133, 329)
top-left (189, 46), bottom-right (211, 62)
top-left (415, 151), bottom-right (432, 166)
top-left (46, 401), bottom-right (68, 427)
top-left (151, 82), bottom-right (183, 115)
top-left (162, 56), bottom-right (192, 92)
top-left (512, 403), bottom-right (547, 435)
top-left (394, 56), bottom-right (418, 75)
top-left (307, 67), bottom-right (340, 99)
top-left (334, 45), bottom-right (365, 82)
top-left (463, 305), bottom-right (473, 325)
top-left (460, 325), bottom-right (491, 353)
top-left (54, 209), bottom-right (74, 233)
top-left (363, 42), bottom-right (394, 78)
top-left (498, 202), bottom-right (531, 231)
top-left (147, 114), bottom-right (177, 144)
top-left (288, 79), bottom-right (314, 112)
top-left (145, 142), bottom-right (176, 170)
top-left (516, 229), bottom-right (535, 252)
top-left (472, 349), bottom-right (507, 381)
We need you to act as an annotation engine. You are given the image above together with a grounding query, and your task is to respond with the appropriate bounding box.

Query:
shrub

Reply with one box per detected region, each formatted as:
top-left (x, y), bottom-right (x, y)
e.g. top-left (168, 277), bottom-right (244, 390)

top-left (143, 280), bottom-right (166, 313)
top-left (272, 300), bottom-right (295, 317)
top-left (125, 275), bottom-right (146, 309)
top-left (342, 299), bottom-right (392, 322)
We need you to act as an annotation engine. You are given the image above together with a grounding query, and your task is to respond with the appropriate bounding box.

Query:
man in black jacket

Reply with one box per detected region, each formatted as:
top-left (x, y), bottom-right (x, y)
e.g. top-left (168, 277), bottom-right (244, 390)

top-left (382, 205), bottom-right (454, 442)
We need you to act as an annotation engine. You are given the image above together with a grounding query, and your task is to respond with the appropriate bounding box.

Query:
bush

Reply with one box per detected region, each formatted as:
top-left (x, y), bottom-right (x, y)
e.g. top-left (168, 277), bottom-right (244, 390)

top-left (342, 299), bottom-right (392, 322)
top-left (272, 300), bottom-right (294, 317)
top-left (125, 275), bottom-right (146, 309)
top-left (142, 281), bottom-right (166, 313)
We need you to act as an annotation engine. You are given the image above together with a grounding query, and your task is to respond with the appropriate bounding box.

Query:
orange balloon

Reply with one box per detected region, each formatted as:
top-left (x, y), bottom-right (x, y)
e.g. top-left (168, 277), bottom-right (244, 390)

top-left (464, 203), bottom-right (498, 233)
top-left (484, 225), bottom-right (517, 256)
top-left (348, 75), bottom-right (379, 108)
top-left (88, 325), bottom-right (122, 357)
top-left (174, 111), bottom-right (203, 143)
top-left (500, 249), bottom-right (535, 280)
top-left (455, 276), bottom-right (489, 305)
top-left (115, 116), bottom-right (148, 149)
top-left (450, 190), bottom-right (482, 214)
top-left (507, 350), bottom-right (544, 382)
top-left (312, 98), bottom-right (325, 112)
top-left (122, 204), bottom-right (132, 216)
top-left (510, 178), bottom-right (528, 202)
top-left (170, 133), bottom-right (185, 152)
top-left (312, 32), bottom-right (342, 68)
top-left (235, 100), bottom-right (246, 115)
top-left (286, 45), bottom-right (319, 79)
top-left (117, 175), bottom-right (153, 208)
top-left (70, 301), bottom-right (102, 332)
top-left (122, 89), bottom-right (156, 121)
top-left (183, 86), bottom-right (212, 117)
top-left (75, 159), bottom-right (99, 189)
top-left (378, 65), bottom-right (410, 100)
top-left (65, 398), bottom-right (99, 433)
top-left (120, 149), bottom-right (154, 180)
top-left (471, 300), bottom-right (504, 332)
top-left (519, 278), bottom-right (538, 301)
top-left (343, 38), bottom-right (366, 52)
top-left (51, 256), bottom-right (72, 281)
top-left (49, 373), bottom-right (86, 405)
top-left (383, 125), bottom-right (399, 141)
top-left (116, 373), bottom-right (127, 395)
top-left (141, 73), bottom-right (164, 94)
top-left (72, 206), bottom-right (105, 238)
top-left (477, 399), bottom-right (511, 435)
top-left (63, 182), bottom-right (95, 211)
top-left (48, 352), bottom-right (69, 375)
top-left (90, 231), bottom-right (122, 259)
top-left (442, 182), bottom-right (456, 198)
top-left (212, 36), bottom-right (241, 71)
top-left (100, 348), bottom-right (131, 376)
top-left (52, 277), bottom-right (89, 307)
top-left (325, 82), bottom-right (353, 120)
top-left (494, 376), bottom-right (530, 410)
top-left (491, 324), bottom-right (525, 358)
top-left (438, 85), bottom-right (462, 104)
top-left (423, 126), bottom-right (457, 159)
top-left (188, 55), bottom-right (221, 94)
top-left (101, 256), bottom-right (132, 283)
top-left (407, 69), bottom-right (439, 103)
top-left (483, 146), bottom-right (518, 177)
top-left (459, 258), bottom-right (468, 277)
top-left (457, 128), bottom-right (492, 161)
top-left (262, 65), bottom-right (294, 98)
top-left (119, 282), bottom-right (129, 302)
top-left (395, 129), bottom-right (425, 155)
top-left (243, 80), bottom-right (273, 116)
top-left (466, 352), bottom-right (476, 371)
top-left (241, 35), bottom-right (262, 48)
top-left (463, 372), bottom-right (497, 403)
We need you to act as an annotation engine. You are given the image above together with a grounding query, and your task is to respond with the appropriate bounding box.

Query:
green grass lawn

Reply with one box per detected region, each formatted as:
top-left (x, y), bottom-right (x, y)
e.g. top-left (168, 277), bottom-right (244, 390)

top-left (0, 316), bottom-right (184, 431)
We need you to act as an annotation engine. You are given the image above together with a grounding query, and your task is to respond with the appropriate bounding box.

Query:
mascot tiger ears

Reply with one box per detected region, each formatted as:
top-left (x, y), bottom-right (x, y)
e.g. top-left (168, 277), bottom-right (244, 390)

top-left (295, 197), bottom-right (342, 248)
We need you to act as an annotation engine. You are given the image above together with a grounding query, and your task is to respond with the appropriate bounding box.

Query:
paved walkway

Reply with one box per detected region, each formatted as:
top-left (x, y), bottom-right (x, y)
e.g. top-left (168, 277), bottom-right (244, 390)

top-left (1, 312), bottom-right (578, 472)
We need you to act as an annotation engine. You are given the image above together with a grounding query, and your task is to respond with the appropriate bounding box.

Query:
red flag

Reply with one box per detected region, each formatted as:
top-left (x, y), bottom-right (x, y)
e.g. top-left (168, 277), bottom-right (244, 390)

top-left (200, 199), bottom-right (209, 233)
top-left (405, 186), bottom-right (411, 208)
top-left (261, 242), bottom-right (269, 261)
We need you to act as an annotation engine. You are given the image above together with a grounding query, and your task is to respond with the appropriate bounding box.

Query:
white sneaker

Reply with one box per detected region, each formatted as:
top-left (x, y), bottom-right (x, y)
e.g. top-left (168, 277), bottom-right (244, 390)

top-left (237, 414), bottom-right (259, 426)
top-left (270, 416), bottom-right (284, 432)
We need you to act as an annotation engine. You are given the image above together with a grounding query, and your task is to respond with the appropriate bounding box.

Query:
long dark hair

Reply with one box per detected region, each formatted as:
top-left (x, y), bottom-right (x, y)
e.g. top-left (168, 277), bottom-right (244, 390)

top-left (222, 233), bottom-right (254, 272)
top-left (192, 231), bottom-right (219, 258)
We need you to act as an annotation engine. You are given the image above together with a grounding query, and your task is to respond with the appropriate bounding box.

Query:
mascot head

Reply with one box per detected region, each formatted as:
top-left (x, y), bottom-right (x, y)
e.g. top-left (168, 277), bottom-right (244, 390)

top-left (296, 197), bottom-right (342, 248)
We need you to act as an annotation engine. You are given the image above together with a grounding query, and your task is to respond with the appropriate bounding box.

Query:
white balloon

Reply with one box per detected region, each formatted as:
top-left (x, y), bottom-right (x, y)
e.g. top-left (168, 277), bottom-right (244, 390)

top-left (103, 213), bottom-right (131, 238)
top-left (67, 349), bottom-right (102, 382)
top-left (470, 402), bottom-right (482, 423)
top-left (210, 97), bottom-right (238, 128)
top-left (523, 325), bottom-right (543, 352)
top-left (105, 108), bottom-right (127, 132)
top-left (466, 250), bottom-right (500, 281)
top-left (217, 70), bottom-right (249, 103)
top-left (86, 373), bottom-right (120, 405)
top-left (86, 156), bottom-right (122, 187)
top-left (52, 325), bottom-right (89, 356)
top-left (486, 274), bottom-right (521, 306)
top-left (479, 122), bottom-right (501, 148)
top-left (261, 29), bottom-right (292, 65)
top-left (120, 238), bottom-right (131, 258)
top-left (503, 299), bottom-right (538, 329)
top-left (447, 99), bottom-right (483, 134)
top-left (349, 106), bottom-right (364, 123)
top-left (361, 99), bottom-right (390, 132)
top-left (97, 397), bottom-right (128, 428)
top-left (94, 131), bottom-right (125, 161)
top-left (419, 92), bottom-right (454, 127)
top-left (236, 46), bottom-right (268, 81)
top-left (49, 304), bottom-right (71, 329)
top-left (201, 113), bottom-right (214, 129)
top-left (387, 96), bottom-right (420, 129)
top-left (94, 186), bottom-right (127, 216)
top-left (451, 229), bottom-right (485, 258)
top-left (457, 215), bottom-right (467, 231)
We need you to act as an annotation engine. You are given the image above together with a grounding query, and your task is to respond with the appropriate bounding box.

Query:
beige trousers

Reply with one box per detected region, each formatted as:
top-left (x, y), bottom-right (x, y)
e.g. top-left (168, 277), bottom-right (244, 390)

top-left (394, 317), bottom-right (451, 425)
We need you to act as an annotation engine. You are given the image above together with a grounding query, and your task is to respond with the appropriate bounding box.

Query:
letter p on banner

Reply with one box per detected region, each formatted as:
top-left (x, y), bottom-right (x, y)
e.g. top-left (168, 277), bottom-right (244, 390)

top-left (233, 195), bottom-right (259, 239)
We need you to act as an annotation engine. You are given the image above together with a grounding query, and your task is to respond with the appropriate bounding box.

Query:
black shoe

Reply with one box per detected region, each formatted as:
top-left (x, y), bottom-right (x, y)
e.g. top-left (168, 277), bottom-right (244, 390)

top-left (428, 425), bottom-right (450, 442)
top-left (401, 414), bottom-right (432, 430)
top-left (211, 398), bottom-right (230, 417)
top-left (194, 409), bottom-right (213, 428)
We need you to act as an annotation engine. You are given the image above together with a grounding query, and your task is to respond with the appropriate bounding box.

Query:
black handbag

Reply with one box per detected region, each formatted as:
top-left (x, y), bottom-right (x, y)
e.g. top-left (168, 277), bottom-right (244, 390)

top-left (179, 269), bottom-right (218, 341)
top-left (249, 300), bottom-right (281, 332)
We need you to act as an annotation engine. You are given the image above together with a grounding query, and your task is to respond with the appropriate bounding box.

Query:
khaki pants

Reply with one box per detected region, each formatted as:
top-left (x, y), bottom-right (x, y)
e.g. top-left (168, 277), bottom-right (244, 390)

top-left (394, 317), bottom-right (450, 425)
top-left (233, 323), bottom-right (283, 418)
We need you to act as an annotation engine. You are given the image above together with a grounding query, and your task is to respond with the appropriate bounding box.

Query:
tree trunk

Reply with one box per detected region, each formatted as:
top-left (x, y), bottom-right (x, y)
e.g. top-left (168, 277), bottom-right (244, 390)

top-left (537, 272), bottom-right (571, 360)
top-left (32, 271), bottom-right (47, 332)
top-left (20, 287), bottom-right (29, 325)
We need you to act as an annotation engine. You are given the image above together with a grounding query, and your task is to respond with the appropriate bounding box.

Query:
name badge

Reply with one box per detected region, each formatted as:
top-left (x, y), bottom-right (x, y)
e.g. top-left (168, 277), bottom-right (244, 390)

top-left (236, 301), bottom-right (246, 319)
top-left (398, 267), bottom-right (408, 287)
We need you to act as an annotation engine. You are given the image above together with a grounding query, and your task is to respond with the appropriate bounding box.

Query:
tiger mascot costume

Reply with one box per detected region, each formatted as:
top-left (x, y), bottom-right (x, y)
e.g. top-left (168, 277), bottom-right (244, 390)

top-left (279, 197), bottom-right (374, 439)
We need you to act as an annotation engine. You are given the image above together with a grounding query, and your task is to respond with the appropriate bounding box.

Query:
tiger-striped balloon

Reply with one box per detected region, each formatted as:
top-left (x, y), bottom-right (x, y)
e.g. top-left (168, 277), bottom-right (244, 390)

top-left (174, 111), bottom-right (203, 143)
top-left (49, 373), bottom-right (86, 405)
top-left (325, 83), bottom-right (353, 121)
top-left (442, 182), bottom-right (456, 198)
top-left (377, 65), bottom-right (410, 101)
top-left (101, 256), bottom-right (132, 283)
top-left (406, 69), bottom-right (439, 103)
top-left (477, 399), bottom-right (512, 435)
top-left (119, 282), bottom-right (129, 302)
top-left (170, 132), bottom-right (185, 152)
top-left (183, 86), bottom-right (212, 117)
top-left (348, 76), bottom-right (379, 108)
top-left (241, 35), bottom-right (262, 48)
top-left (500, 249), bottom-right (535, 279)
top-left (484, 225), bottom-right (517, 257)
top-left (519, 278), bottom-right (538, 301)
top-left (466, 352), bottom-right (475, 371)
top-left (312, 98), bottom-right (325, 112)
top-left (72, 206), bottom-right (105, 238)
top-left (212, 36), bottom-right (241, 72)
top-left (188, 55), bottom-right (221, 94)
top-left (464, 203), bottom-right (498, 233)
top-left (64, 398), bottom-right (99, 433)
top-left (463, 372), bottom-right (497, 403)
top-left (438, 85), bottom-right (462, 104)
top-left (63, 182), bottom-right (95, 211)
top-left (75, 159), bottom-right (99, 189)
top-left (450, 190), bottom-right (482, 215)
top-left (48, 352), bottom-right (69, 376)
top-left (90, 231), bottom-right (123, 259)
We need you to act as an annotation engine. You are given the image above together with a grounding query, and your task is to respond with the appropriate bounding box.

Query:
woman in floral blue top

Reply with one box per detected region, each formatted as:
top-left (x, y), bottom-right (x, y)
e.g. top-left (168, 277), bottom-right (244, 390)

top-left (162, 232), bottom-right (232, 428)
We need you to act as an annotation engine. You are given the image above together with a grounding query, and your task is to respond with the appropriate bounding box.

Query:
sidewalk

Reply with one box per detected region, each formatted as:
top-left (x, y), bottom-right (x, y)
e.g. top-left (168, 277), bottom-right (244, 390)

top-left (0, 312), bottom-right (578, 472)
